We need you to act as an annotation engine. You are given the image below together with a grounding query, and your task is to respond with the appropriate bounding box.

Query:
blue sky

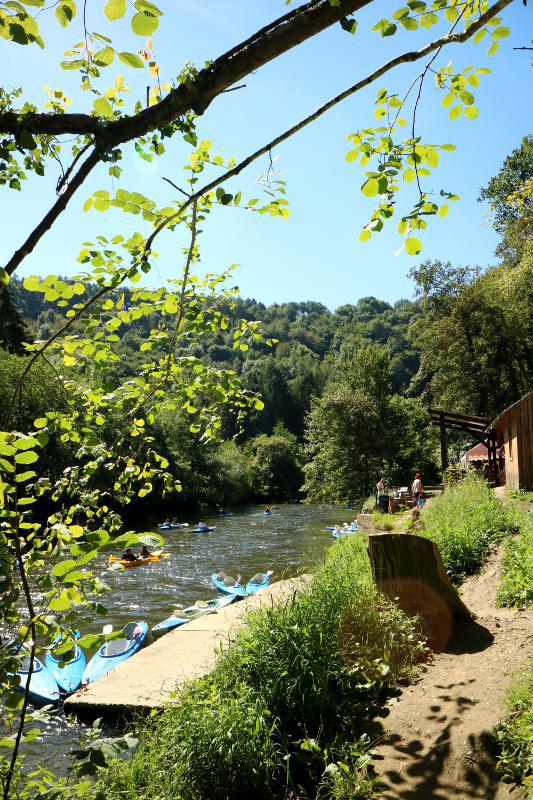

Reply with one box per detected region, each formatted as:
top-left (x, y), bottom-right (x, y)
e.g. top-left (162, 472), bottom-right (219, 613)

top-left (3, 0), bottom-right (532, 309)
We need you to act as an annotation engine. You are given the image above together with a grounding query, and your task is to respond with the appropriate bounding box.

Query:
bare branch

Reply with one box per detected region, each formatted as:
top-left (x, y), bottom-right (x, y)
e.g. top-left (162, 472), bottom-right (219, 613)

top-left (4, 147), bottom-right (100, 277)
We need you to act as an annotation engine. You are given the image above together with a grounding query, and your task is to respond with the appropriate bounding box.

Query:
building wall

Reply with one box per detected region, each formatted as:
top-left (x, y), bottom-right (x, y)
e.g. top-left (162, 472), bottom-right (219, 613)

top-left (517, 392), bottom-right (533, 491)
top-left (502, 411), bottom-right (519, 489)
top-left (497, 394), bottom-right (533, 491)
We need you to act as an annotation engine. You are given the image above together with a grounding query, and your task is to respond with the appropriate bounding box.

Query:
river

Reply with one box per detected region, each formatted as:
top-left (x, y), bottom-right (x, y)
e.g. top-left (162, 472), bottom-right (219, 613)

top-left (15, 502), bottom-right (356, 774)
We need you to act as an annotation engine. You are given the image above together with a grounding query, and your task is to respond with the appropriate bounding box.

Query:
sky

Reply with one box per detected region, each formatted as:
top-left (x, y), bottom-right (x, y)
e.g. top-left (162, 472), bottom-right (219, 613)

top-left (3, 0), bottom-right (532, 310)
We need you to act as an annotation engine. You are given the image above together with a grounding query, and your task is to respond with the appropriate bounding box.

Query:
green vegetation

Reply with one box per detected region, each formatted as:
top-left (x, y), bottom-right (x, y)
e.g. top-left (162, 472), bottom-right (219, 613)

top-left (421, 475), bottom-right (518, 583)
top-left (494, 659), bottom-right (533, 798)
top-left (99, 537), bottom-right (426, 800)
top-left (497, 508), bottom-right (533, 609)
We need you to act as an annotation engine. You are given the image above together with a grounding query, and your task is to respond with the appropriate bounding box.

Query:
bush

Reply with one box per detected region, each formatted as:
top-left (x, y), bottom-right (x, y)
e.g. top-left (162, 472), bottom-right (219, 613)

top-left (421, 475), bottom-right (518, 583)
top-left (103, 678), bottom-right (281, 800)
top-left (497, 512), bottom-right (533, 608)
top-left (98, 537), bottom-right (426, 799)
top-left (494, 659), bottom-right (533, 798)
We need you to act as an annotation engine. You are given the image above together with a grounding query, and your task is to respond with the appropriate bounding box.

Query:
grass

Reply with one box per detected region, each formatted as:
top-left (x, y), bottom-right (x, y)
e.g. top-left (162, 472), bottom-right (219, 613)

top-left (494, 658), bottom-right (533, 798)
top-left (420, 474), bottom-right (518, 584)
top-left (98, 536), bottom-right (426, 800)
top-left (497, 506), bottom-right (533, 608)
top-left (371, 510), bottom-right (407, 532)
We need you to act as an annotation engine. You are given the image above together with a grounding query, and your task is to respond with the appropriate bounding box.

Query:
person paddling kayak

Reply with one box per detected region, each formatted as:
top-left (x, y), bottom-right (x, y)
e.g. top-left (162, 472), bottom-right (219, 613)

top-left (121, 548), bottom-right (138, 562)
top-left (139, 545), bottom-right (151, 558)
top-left (197, 520), bottom-right (208, 531)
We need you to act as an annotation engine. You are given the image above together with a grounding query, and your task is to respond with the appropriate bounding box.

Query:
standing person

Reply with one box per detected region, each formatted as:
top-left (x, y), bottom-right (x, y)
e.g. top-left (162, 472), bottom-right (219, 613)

top-left (377, 476), bottom-right (388, 514)
top-left (411, 472), bottom-right (423, 502)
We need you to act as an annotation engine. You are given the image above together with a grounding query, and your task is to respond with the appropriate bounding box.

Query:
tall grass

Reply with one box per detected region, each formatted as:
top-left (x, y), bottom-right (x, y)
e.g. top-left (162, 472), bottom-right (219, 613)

top-left (99, 536), bottom-right (426, 800)
top-left (494, 658), bottom-right (533, 798)
top-left (497, 511), bottom-right (533, 608)
top-left (421, 475), bottom-right (518, 583)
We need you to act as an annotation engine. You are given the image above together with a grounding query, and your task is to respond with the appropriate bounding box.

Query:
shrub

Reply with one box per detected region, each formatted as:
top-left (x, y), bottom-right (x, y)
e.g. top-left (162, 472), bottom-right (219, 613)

top-left (494, 659), bottom-right (533, 798)
top-left (421, 475), bottom-right (518, 583)
top-left (497, 512), bottom-right (533, 608)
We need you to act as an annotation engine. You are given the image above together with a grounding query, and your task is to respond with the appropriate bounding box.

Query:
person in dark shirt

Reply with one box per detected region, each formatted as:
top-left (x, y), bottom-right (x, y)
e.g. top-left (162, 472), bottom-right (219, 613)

top-left (121, 548), bottom-right (138, 562)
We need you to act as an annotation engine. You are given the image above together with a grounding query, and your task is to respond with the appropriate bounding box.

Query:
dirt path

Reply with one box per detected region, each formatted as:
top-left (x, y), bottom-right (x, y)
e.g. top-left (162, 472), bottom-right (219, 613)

top-left (366, 547), bottom-right (533, 799)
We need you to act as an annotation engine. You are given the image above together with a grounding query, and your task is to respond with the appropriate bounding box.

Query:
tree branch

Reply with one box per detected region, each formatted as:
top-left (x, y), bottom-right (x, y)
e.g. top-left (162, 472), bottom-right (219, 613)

top-left (4, 147), bottom-right (100, 277)
top-left (143, 0), bottom-right (513, 257)
top-left (0, 0), bottom-right (370, 143)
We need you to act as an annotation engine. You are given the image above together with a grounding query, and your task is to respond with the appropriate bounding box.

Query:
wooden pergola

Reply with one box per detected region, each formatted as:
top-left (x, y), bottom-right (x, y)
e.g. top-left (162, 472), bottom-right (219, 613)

top-left (428, 408), bottom-right (498, 473)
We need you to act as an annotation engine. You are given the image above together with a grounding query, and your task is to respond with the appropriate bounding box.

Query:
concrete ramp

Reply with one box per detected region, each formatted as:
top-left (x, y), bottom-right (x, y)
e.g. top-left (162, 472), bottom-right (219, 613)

top-left (64, 576), bottom-right (308, 718)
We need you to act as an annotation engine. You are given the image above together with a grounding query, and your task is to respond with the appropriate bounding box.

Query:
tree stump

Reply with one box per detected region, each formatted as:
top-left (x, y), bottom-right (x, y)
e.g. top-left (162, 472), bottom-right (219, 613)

top-left (367, 533), bottom-right (473, 651)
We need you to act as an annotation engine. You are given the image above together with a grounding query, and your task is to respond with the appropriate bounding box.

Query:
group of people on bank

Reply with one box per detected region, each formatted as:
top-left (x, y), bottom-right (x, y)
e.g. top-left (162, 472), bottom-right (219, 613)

top-left (376, 472), bottom-right (426, 513)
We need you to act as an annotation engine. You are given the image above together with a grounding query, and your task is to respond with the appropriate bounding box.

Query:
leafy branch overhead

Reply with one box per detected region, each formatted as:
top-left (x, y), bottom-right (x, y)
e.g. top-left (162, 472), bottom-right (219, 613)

top-left (0, 0), bottom-right (516, 284)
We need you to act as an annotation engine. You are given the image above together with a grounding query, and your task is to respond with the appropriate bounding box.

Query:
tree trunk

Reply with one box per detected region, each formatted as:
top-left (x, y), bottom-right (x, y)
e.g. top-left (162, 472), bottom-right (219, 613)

top-left (367, 533), bottom-right (472, 651)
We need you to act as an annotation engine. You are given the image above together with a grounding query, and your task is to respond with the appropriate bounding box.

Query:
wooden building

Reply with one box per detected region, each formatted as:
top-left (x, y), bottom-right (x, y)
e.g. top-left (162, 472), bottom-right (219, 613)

top-left (489, 391), bottom-right (533, 491)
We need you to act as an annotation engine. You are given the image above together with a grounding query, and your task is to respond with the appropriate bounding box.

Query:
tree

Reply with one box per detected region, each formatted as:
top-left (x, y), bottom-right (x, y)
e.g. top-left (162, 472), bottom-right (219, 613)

top-left (246, 423), bottom-right (304, 500)
top-left (0, 287), bottom-right (31, 354)
top-left (479, 134), bottom-right (533, 262)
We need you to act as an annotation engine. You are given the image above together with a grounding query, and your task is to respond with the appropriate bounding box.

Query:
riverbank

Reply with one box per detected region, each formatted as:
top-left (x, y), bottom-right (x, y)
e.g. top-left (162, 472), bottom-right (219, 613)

top-left (65, 576), bottom-right (310, 717)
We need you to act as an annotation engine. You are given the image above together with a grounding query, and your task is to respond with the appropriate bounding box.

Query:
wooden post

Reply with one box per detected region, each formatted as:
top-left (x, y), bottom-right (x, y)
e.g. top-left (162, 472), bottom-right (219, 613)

top-left (440, 412), bottom-right (448, 473)
top-left (367, 533), bottom-right (472, 651)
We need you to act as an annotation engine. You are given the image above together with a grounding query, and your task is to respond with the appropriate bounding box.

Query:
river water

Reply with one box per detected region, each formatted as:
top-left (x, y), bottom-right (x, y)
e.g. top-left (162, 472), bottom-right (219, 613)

top-left (16, 502), bottom-right (355, 774)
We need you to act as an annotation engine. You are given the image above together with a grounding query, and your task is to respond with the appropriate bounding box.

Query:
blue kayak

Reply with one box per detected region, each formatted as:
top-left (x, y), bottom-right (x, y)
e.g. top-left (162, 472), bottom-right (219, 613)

top-left (44, 633), bottom-right (86, 693)
top-left (211, 572), bottom-right (246, 597)
top-left (217, 512), bottom-right (236, 518)
top-left (245, 571), bottom-right (272, 595)
top-left (82, 622), bottom-right (148, 685)
top-left (152, 595), bottom-right (236, 637)
top-left (16, 655), bottom-right (60, 706)
top-left (158, 522), bottom-right (189, 529)
top-left (264, 511), bottom-right (272, 516)
top-left (332, 527), bottom-right (358, 539)
top-left (192, 525), bottom-right (216, 533)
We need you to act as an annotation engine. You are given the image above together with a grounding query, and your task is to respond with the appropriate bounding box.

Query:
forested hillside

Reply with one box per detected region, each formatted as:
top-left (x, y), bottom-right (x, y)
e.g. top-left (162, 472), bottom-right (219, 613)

top-left (1, 136), bottom-right (532, 508)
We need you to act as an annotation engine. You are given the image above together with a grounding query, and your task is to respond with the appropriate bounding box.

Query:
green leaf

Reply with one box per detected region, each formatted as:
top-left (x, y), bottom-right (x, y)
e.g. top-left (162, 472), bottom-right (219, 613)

top-left (426, 149), bottom-right (439, 168)
top-left (15, 470), bottom-right (37, 483)
top-left (54, 0), bottom-right (75, 27)
top-left (459, 90), bottom-right (475, 106)
top-left (94, 46), bottom-right (114, 66)
top-left (464, 106), bottom-right (479, 119)
top-left (439, 204), bottom-right (449, 217)
top-left (131, 11), bottom-right (159, 36)
top-left (492, 26), bottom-right (510, 40)
top-left (372, 18), bottom-right (397, 37)
top-left (345, 150), bottom-right (358, 162)
top-left (441, 93), bottom-right (454, 109)
top-left (0, 268), bottom-right (9, 287)
top-left (0, 738), bottom-right (15, 749)
top-left (117, 51), bottom-right (144, 68)
top-left (51, 559), bottom-right (77, 577)
top-left (359, 229), bottom-right (371, 243)
top-left (449, 104), bottom-right (462, 120)
top-left (403, 168), bottom-right (416, 183)
top-left (400, 16), bottom-right (417, 30)
top-left (361, 178), bottom-right (379, 197)
top-left (93, 98), bottom-right (114, 119)
top-left (488, 41), bottom-right (499, 56)
top-left (473, 27), bottom-right (487, 44)
top-left (444, 6), bottom-right (458, 22)
top-left (77, 633), bottom-right (101, 649)
top-left (440, 143), bottom-right (456, 151)
top-left (14, 450), bottom-right (39, 465)
top-left (405, 236), bottom-right (422, 255)
top-left (104, 0), bottom-right (126, 20)
top-left (49, 591), bottom-right (71, 611)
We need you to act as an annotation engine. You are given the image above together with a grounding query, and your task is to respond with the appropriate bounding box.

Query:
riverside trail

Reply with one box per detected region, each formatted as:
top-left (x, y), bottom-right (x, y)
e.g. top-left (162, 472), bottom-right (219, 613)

top-left (365, 544), bottom-right (533, 799)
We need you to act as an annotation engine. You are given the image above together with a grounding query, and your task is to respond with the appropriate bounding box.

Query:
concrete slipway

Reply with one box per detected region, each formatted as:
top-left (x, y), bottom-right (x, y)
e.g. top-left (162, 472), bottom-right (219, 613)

top-left (64, 576), bottom-right (308, 718)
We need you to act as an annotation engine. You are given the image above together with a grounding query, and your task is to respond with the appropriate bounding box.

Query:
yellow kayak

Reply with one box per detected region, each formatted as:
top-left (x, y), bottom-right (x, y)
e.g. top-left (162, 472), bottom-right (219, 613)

top-left (108, 551), bottom-right (170, 568)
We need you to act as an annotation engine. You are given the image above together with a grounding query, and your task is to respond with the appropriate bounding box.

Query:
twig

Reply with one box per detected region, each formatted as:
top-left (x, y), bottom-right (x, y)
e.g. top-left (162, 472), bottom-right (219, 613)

top-left (162, 177), bottom-right (191, 198)
top-left (165, 200), bottom-right (198, 383)
top-left (5, 147), bottom-right (100, 277)
top-left (56, 141), bottom-right (92, 194)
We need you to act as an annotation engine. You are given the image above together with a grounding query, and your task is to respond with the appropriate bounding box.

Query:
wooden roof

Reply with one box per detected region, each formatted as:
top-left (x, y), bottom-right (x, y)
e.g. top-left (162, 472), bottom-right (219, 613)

top-left (489, 390), bottom-right (533, 430)
top-left (428, 407), bottom-right (490, 437)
